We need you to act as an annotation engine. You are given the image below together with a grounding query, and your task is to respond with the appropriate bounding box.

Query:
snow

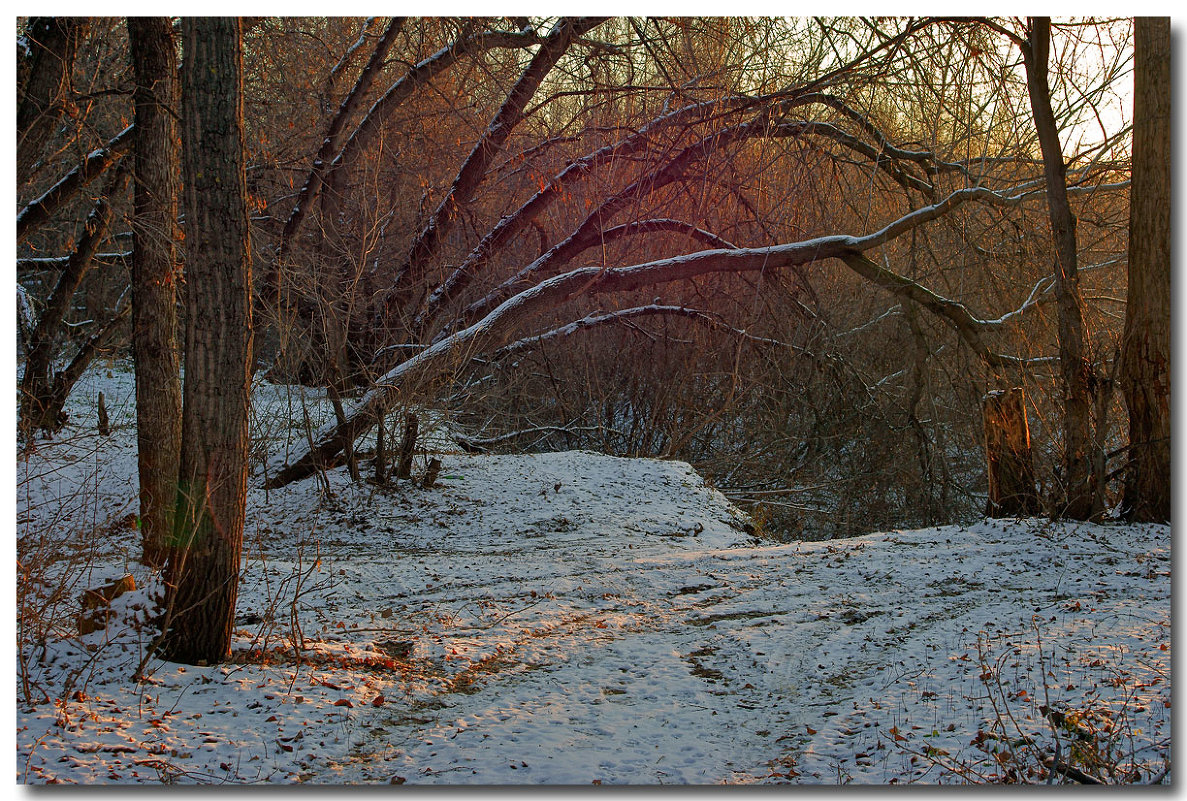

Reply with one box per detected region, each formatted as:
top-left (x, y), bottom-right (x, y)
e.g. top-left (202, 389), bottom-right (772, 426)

top-left (15, 364), bottom-right (1171, 784)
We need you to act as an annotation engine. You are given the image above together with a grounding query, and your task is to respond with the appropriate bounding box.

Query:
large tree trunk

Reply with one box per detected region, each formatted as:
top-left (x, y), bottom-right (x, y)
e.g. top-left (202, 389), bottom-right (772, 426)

top-left (129, 16), bottom-right (183, 567)
top-left (161, 17), bottom-right (253, 666)
top-left (1120, 17), bottom-right (1171, 522)
top-left (1022, 18), bottom-right (1097, 520)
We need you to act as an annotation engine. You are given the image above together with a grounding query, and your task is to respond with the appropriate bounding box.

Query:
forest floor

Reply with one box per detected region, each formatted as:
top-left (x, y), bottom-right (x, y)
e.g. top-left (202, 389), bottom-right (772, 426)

top-left (14, 364), bottom-right (1171, 785)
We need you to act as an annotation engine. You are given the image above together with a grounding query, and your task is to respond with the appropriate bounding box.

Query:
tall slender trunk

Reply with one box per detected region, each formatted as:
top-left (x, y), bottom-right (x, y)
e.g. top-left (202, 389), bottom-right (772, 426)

top-left (162, 17), bottom-right (253, 666)
top-left (1022, 17), bottom-right (1097, 520)
top-left (1121, 17), bottom-right (1171, 522)
top-left (128, 16), bottom-right (183, 567)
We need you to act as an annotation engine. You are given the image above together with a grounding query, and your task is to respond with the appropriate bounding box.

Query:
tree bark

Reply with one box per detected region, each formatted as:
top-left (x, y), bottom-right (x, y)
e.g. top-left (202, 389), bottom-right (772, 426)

top-left (396, 412), bottom-right (419, 480)
top-left (129, 16), bottom-right (183, 568)
top-left (983, 387), bottom-right (1041, 518)
top-left (1120, 17), bottom-right (1171, 522)
top-left (162, 17), bottom-right (253, 666)
top-left (1022, 18), bottom-right (1097, 520)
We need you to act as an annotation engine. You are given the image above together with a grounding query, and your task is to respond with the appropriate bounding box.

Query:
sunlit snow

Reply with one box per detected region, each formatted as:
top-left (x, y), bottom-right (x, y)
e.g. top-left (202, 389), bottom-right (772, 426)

top-left (16, 364), bottom-right (1170, 784)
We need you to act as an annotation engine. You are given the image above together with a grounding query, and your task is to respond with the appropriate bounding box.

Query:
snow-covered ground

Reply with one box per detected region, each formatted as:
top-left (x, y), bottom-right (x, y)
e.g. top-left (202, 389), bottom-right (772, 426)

top-left (15, 364), bottom-right (1171, 784)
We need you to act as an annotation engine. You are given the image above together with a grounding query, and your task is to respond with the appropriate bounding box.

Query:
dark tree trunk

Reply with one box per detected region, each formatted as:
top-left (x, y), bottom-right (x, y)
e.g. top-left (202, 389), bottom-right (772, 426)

top-left (396, 412), bottom-right (419, 480)
top-left (983, 387), bottom-right (1041, 518)
top-left (1022, 18), bottom-right (1097, 520)
top-left (162, 17), bottom-right (253, 666)
top-left (97, 391), bottom-right (110, 436)
top-left (1121, 17), bottom-right (1171, 522)
top-left (129, 16), bottom-right (184, 568)
top-left (17, 17), bottom-right (90, 186)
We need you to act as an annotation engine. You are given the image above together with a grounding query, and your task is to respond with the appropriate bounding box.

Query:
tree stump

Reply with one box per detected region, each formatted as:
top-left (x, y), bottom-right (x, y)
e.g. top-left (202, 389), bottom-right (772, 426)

top-left (78, 574), bottom-right (136, 635)
top-left (422, 457), bottom-right (442, 488)
top-left (396, 412), bottom-right (418, 480)
top-left (97, 391), bottom-right (111, 436)
top-left (983, 387), bottom-right (1040, 517)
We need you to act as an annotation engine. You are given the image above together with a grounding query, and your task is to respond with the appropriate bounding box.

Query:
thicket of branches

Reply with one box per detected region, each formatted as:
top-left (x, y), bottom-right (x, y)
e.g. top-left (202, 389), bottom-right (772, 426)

top-left (17, 16), bottom-right (1157, 545)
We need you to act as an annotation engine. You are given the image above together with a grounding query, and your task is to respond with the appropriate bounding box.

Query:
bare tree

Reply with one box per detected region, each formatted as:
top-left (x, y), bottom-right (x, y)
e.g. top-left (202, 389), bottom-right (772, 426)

top-left (19, 165), bottom-right (131, 436)
top-left (15, 17), bottom-right (1140, 538)
top-left (264, 180), bottom-right (1096, 488)
top-left (1020, 17), bottom-right (1098, 520)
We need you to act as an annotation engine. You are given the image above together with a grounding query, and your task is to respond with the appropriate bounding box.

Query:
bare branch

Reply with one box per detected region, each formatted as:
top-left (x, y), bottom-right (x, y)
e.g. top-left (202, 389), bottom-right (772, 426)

top-left (266, 182), bottom-right (1043, 487)
top-left (17, 125), bottom-right (134, 244)
top-left (272, 18), bottom-right (405, 270)
top-left (385, 18), bottom-right (607, 300)
top-left (492, 303), bottom-right (791, 361)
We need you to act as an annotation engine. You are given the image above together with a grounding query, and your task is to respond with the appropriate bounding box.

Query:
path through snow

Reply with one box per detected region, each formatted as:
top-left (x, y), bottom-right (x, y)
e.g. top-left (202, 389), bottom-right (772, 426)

top-left (16, 368), bottom-right (1171, 784)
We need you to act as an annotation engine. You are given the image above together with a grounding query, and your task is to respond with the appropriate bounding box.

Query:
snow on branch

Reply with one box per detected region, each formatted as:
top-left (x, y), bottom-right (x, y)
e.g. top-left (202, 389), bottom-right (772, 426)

top-left (446, 113), bottom-right (972, 336)
top-left (597, 219), bottom-right (738, 251)
top-left (17, 125), bottom-right (134, 244)
top-left (327, 17), bottom-right (383, 84)
top-left (262, 181), bottom-right (1103, 488)
top-left (461, 424), bottom-right (622, 450)
top-left (416, 92), bottom-right (772, 330)
top-left (984, 255), bottom-right (1125, 327)
top-left (491, 303), bottom-right (793, 361)
top-left (418, 74), bottom-right (989, 337)
top-left (18, 252), bottom-right (132, 273)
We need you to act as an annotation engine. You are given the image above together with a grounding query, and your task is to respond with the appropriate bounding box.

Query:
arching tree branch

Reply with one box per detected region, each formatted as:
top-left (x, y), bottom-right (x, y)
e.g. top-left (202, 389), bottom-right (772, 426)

top-left (264, 183), bottom-right (1044, 488)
